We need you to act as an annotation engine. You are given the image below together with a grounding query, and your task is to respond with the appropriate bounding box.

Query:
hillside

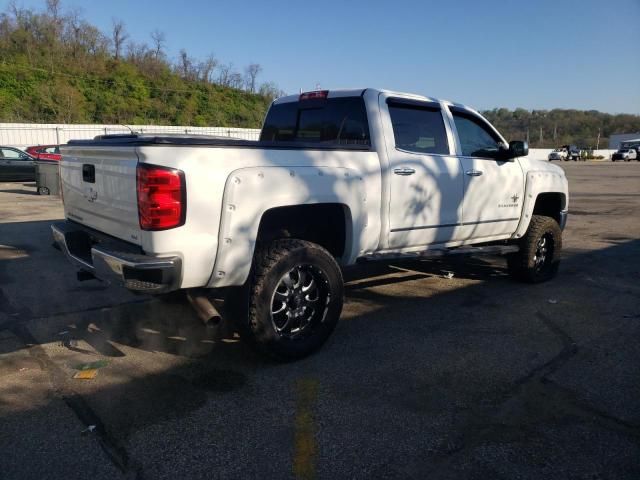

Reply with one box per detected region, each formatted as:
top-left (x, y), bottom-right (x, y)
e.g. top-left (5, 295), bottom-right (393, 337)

top-left (0, 1), bottom-right (278, 127)
top-left (481, 108), bottom-right (640, 149)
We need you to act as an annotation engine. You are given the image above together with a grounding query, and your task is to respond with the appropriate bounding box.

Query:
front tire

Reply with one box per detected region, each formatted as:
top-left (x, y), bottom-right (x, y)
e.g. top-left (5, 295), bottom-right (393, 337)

top-left (240, 239), bottom-right (344, 360)
top-left (508, 215), bottom-right (562, 283)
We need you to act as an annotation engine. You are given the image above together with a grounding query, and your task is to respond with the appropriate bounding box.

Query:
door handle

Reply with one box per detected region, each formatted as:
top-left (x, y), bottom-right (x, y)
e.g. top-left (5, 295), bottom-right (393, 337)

top-left (465, 169), bottom-right (483, 177)
top-left (393, 167), bottom-right (416, 176)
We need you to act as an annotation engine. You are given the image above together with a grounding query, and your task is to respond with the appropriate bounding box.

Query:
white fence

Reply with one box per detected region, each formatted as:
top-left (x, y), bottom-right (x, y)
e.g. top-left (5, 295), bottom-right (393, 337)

top-left (0, 123), bottom-right (262, 148)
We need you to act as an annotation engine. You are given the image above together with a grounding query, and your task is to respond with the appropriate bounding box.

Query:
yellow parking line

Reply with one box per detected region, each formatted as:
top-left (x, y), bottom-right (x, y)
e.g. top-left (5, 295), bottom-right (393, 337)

top-left (293, 378), bottom-right (318, 480)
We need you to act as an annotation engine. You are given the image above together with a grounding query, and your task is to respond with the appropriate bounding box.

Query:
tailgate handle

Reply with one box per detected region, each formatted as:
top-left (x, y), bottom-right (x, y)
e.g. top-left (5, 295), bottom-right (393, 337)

top-left (82, 164), bottom-right (95, 183)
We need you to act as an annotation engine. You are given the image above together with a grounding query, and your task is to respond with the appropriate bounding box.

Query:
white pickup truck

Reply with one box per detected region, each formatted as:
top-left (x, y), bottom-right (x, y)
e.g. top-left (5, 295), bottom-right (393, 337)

top-left (52, 88), bottom-right (568, 359)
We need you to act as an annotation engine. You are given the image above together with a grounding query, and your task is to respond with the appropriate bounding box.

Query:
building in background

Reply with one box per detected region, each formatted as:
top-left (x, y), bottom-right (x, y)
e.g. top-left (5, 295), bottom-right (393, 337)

top-left (609, 133), bottom-right (640, 149)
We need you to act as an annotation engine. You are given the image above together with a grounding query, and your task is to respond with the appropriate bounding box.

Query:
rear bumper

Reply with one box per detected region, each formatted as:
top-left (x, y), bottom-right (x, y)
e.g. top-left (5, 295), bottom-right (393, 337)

top-left (51, 221), bottom-right (181, 293)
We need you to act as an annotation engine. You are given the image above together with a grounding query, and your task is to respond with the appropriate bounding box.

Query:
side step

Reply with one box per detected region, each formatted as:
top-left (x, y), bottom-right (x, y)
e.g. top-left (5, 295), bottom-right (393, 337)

top-left (359, 244), bottom-right (519, 262)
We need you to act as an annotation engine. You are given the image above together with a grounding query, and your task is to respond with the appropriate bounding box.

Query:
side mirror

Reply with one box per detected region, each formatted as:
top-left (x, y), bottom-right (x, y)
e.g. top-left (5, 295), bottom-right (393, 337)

top-left (509, 140), bottom-right (528, 158)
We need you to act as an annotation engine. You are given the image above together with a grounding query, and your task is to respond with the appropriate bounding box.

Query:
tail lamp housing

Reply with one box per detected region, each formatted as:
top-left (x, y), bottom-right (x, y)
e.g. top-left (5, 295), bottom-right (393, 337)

top-left (136, 163), bottom-right (186, 231)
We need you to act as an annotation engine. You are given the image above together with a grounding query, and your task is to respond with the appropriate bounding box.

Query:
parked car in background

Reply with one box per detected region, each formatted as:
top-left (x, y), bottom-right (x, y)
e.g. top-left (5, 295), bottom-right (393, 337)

top-left (548, 148), bottom-right (568, 161)
top-left (0, 146), bottom-right (36, 181)
top-left (611, 149), bottom-right (638, 161)
top-left (561, 144), bottom-right (582, 161)
top-left (26, 144), bottom-right (62, 161)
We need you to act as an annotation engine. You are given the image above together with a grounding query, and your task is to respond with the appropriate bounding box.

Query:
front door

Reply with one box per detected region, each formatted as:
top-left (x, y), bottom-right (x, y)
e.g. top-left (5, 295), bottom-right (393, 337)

top-left (448, 108), bottom-right (524, 241)
top-left (383, 97), bottom-right (465, 249)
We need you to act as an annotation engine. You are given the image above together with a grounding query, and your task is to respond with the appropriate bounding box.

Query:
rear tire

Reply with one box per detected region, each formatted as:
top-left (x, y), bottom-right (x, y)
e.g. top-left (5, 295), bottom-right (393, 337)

top-left (238, 239), bottom-right (344, 360)
top-left (507, 215), bottom-right (562, 283)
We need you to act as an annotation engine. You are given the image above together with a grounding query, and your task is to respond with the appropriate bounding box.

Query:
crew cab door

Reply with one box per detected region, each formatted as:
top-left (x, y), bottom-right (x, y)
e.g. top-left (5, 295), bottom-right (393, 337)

top-left (381, 96), bottom-right (464, 248)
top-left (447, 107), bottom-right (524, 240)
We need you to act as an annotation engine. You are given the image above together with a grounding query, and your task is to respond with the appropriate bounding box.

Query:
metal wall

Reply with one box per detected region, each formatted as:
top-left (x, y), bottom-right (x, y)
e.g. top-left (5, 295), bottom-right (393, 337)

top-left (0, 123), bottom-right (262, 148)
top-left (609, 133), bottom-right (640, 149)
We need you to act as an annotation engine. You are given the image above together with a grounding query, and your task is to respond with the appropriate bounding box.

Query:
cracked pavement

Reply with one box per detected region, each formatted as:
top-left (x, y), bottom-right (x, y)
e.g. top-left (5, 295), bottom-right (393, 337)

top-left (1, 162), bottom-right (639, 479)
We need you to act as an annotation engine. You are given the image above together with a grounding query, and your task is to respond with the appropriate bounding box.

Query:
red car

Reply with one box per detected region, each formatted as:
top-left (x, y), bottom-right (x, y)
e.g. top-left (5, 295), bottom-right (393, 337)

top-left (25, 144), bottom-right (62, 161)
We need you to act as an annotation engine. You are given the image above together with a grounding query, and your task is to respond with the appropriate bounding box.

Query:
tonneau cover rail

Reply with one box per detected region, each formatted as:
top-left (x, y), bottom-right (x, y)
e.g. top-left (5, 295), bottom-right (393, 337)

top-left (66, 134), bottom-right (373, 151)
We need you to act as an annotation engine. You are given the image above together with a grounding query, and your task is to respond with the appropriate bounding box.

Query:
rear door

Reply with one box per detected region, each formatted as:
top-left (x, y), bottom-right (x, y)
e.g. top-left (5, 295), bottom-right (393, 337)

top-left (447, 107), bottom-right (524, 241)
top-left (381, 96), bottom-right (465, 248)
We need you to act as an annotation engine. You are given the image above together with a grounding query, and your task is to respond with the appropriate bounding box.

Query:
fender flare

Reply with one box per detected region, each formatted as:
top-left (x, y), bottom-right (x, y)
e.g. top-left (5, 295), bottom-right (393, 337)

top-left (207, 165), bottom-right (366, 288)
top-left (513, 170), bottom-right (568, 239)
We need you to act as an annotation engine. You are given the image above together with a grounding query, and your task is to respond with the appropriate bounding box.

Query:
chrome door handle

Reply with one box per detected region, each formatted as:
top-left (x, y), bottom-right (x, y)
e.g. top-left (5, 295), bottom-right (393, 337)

top-left (393, 167), bottom-right (416, 176)
top-left (465, 169), bottom-right (483, 176)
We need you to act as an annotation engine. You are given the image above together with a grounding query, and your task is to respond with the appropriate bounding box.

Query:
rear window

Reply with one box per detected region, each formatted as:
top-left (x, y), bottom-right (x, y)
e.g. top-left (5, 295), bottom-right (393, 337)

top-left (260, 97), bottom-right (370, 146)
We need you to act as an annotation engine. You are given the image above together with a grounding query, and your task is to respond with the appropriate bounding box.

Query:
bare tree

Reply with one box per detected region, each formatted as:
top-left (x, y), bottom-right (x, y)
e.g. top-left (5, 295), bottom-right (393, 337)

top-left (178, 49), bottom-right (194, 80)
top-left (46, 0), bottom-right (61, 20)
top-left (126, 40), bottom-right (151, 64)
top-left (259, 81), bottom-right (285, 101)
top-left (229, 72), bottom-right (243, 89)
top-left (111, 18), bottom-right (128, 60)
top-left (150, 29), bottom-right (165, 59)
top-left (244, 63), bottom-right (262, 93)
top-left (198, 53), bottom-right (218, 83)
top-left (217, 62), bottom-right (233, 86)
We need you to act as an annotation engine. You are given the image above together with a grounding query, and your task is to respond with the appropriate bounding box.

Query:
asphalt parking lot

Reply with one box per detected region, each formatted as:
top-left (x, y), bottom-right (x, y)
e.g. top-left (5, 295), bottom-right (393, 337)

top-left (1, 162), bottom-right (639, 480)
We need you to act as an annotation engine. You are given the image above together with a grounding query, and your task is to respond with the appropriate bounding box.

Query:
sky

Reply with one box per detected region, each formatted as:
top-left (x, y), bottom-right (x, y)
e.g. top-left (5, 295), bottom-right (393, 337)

top-left (6, 0), bottom-right (640, 114)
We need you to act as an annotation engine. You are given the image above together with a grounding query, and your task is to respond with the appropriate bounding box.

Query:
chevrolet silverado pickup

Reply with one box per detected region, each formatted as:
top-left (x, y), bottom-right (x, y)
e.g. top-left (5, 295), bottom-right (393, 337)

top-left (52, 88), bottom-right (569, 359)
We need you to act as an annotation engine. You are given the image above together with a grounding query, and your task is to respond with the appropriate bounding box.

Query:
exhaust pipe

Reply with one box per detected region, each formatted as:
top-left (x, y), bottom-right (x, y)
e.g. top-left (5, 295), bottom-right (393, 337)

top-left (186, 289), bottom-right (221, 325)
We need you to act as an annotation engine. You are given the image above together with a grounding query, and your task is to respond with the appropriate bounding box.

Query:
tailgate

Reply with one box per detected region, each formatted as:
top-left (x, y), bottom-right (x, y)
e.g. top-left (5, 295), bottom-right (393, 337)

top-left (59, 146), bottom-right (142, 245)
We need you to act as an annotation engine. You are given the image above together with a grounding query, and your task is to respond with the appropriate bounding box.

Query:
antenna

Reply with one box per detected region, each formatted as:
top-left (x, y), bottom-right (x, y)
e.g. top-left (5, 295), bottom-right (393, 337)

top-left (121, 124), bottom-right (135, 134)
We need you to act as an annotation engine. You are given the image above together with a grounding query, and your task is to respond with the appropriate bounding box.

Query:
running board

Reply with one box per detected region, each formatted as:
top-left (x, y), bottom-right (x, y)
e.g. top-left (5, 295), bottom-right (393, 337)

top-left (359, 244), bottom-right (519, 262)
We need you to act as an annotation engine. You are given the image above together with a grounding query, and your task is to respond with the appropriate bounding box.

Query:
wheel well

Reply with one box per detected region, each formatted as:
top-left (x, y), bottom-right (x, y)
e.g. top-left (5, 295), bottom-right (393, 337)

top-left (257, 204), bottom-right (350, 259)
top-left (533, 193), bottom-right (565, 224)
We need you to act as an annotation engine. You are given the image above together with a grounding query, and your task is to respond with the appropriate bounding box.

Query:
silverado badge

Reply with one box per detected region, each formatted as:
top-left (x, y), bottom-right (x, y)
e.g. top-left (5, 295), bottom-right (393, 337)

top-left (499, 193), bottom-right (520, 208)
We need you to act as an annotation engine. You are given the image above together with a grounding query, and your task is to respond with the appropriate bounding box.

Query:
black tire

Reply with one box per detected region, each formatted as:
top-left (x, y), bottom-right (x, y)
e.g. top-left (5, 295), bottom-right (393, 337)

top-left (238, 239), bottom-right (344, 360)
top-left (507, 215), bottom-right (562, 283)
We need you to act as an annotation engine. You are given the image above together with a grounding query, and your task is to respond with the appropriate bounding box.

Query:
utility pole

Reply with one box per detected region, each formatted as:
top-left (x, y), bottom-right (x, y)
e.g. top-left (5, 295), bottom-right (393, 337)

top-left (526, 127), bottom-right (530, 144)
top-left (596, 127), bottom-right (601, 150)
top-left (539, 126), bottom-right (543, 145)
top-left (553, 123), bottom-right (557, 142)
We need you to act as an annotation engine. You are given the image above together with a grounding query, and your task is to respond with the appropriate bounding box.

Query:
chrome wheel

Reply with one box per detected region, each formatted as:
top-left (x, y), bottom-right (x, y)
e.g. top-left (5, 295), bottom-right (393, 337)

top-left (533, 233), bottom-right (553, 272)
top-left (270, 265), bottom-right (330, 339)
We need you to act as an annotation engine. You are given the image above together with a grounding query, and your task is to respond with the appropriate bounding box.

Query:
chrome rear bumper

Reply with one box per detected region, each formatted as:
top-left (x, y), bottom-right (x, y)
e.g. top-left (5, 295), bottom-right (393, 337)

top-left (52, 221), bottom-right (181, 293)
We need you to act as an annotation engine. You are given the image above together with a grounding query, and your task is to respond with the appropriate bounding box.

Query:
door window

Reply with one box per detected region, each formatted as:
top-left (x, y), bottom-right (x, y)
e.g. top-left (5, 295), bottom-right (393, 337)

top-left (451, 111), bottom-right (503, 159)
top-left (388, 101), bottom-right (449, 155)
top-left (0, 148), bottom-right (23, 159)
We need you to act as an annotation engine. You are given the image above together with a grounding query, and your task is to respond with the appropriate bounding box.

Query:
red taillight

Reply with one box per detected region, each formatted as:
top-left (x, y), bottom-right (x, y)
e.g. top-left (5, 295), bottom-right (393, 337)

top-left (136, 164), bottom-right (185, 230)
top-left (299, 90), bottom-right (329, 101)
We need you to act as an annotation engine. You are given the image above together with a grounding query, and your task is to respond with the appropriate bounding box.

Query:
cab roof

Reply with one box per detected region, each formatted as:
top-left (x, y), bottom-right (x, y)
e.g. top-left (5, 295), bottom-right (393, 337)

top-left (273, 88), bottom-right (476, 113)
